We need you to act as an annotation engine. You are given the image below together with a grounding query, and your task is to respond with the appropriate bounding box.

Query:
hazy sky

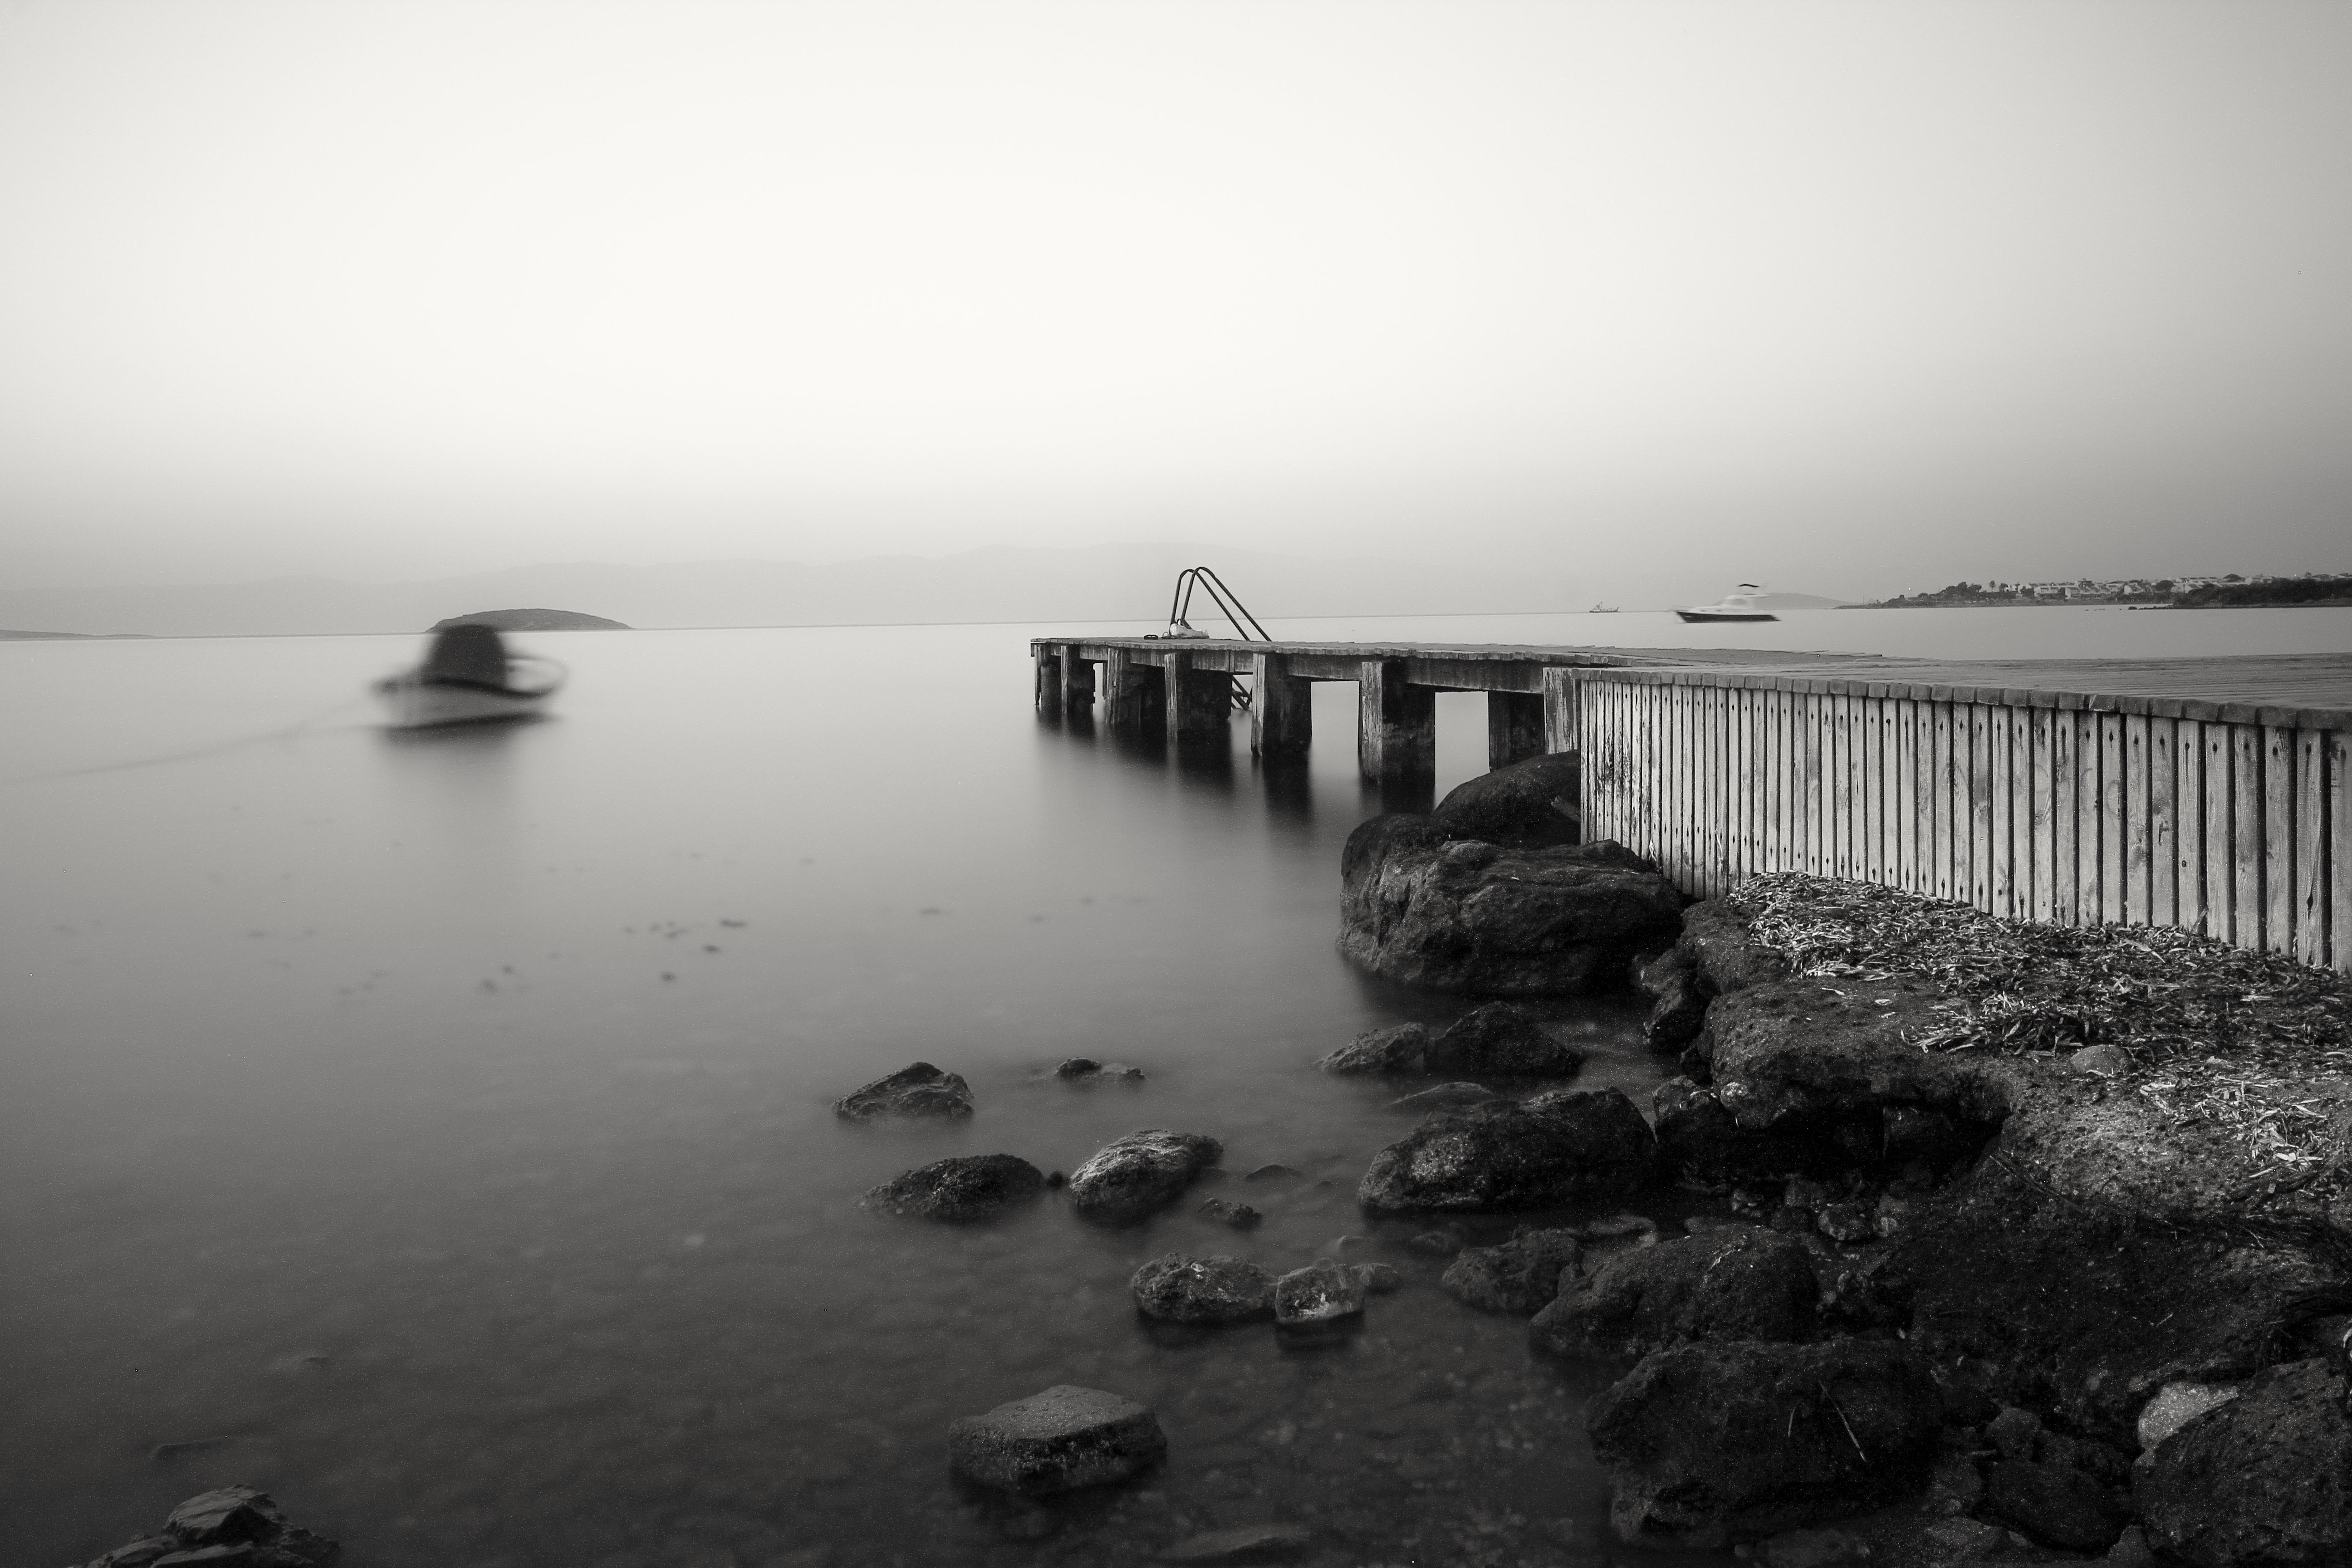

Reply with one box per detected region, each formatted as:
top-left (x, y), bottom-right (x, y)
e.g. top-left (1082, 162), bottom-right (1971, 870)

top-left (2, 0), bottom-right (2347, 597)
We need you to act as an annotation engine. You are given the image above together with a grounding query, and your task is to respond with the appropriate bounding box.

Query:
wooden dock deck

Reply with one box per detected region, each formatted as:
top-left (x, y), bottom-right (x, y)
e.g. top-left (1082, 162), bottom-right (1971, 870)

top-left (1032, 637), bottom-right (2352, 969)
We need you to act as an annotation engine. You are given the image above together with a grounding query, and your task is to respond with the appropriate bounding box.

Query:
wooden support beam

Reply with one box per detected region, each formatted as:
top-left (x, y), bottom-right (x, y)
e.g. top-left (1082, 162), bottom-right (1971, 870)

top-left (1251, 652), bottom-right (1312, 758)
top-left (1542, 667), bottom-right (1580, 755)
top-left (1358, 658), bottom-right (1435, 784)
top-left (1060, 643), bottom-right (1095, 712)
top-left (1103, 649), bottom-right (1163, 735)
top-left (1034, 647), bottom-right (1062, 713)
top-left (1487, 691), bottom-right (1546, 770)
top-left (1163, 652), bottom-right (1230, 746)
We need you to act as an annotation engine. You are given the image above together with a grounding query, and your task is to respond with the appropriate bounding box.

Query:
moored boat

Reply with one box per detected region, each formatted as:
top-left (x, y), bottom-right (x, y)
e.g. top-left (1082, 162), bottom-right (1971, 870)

top-left (1674, 583), bottom-right (1778, 624)
top-left (375, 623), bottom-right (564, 728)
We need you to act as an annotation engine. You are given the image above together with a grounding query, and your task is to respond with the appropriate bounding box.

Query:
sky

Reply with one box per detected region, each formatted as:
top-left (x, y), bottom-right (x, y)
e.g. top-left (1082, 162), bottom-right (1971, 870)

top-left (1, 0), bottom-right (2347, 602)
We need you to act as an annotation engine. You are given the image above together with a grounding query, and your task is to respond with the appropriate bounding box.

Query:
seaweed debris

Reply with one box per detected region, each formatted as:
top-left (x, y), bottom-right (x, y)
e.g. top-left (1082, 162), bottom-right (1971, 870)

top-left (1725, 872), bottom-right (2352, 1196)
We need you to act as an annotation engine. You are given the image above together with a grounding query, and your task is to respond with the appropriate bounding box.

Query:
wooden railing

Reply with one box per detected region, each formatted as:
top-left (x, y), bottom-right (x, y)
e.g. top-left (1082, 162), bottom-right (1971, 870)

top-left (1573, 670), bottom-right (2349, 971)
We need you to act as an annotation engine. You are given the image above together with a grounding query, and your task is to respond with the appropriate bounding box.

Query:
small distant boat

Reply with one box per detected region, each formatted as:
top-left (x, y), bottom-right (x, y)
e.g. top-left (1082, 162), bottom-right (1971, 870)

top-left (374, 623), bottom-right (564, 728)
top-left (1675, 583), bottom-right (1779, 624)
top-left (1589, 603), bottom-right (1619, 613)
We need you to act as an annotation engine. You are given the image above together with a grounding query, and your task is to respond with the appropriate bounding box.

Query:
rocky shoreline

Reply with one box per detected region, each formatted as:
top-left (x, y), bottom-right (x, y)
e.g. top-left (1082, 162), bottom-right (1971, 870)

top-left (816, 749), bottom-right (2349, 1563)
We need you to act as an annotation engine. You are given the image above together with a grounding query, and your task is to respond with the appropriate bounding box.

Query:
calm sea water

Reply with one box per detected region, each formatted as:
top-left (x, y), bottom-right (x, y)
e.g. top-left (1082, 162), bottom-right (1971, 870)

top-left (4, 607), bottom-right (2345, 1568)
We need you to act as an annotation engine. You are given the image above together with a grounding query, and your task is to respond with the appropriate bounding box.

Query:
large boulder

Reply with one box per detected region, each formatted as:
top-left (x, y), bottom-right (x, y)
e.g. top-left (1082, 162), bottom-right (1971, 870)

top-left (1432, 750), bottom-right (1582, 844)
top-left (77, 1488), bottom-right (339, 1568)
top-left (861, 1155), bottom-right (1045, 1223)
top-left (1982, 1460), bottom-right (2132, 1553)
top-left (835, 1061), bottom-right (975, 1120)
top-left (1884, 1157), bottom-right (2349, 1440)
top-left (1130, 1254), bottom-right (1275, 1323)
top-left (1068, 1130), bottom-right (1223, 1224)
top-left (1424, 1002), bottom-right (1585, 1078)
top-left (1440, 1227), bottom-right (1584, 1314)
top-left (1585, 1340), bottom-right (1942, 1547)
top-left (947, 1385), bottom-right (1166, 1495)
top-left (1318, 1022), bottom-right (1430, 1075)
top-left (1340, 816), bottom-right (1685, 995)
top-left (2135, 1358), bottom-right (2352, 1566)
top-left (1530, 1227), bottom-right (1820, 1359)
top-left (1357, 1088), bottom-right (1656, 1214)
top-left (1651, 1078), bottom-right (1854, 1185)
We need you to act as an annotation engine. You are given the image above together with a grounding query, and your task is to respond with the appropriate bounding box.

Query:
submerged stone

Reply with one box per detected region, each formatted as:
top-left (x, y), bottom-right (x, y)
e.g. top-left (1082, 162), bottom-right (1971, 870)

top-left (860, 1155), bottom-right (1046, 1223)
top-left (1068, 1130), bottom-right (1223, 1224)
top-left (947, 1385), bottom-right (1166, 1495)
top-left (834, 1061), bottom-right (975, 1120)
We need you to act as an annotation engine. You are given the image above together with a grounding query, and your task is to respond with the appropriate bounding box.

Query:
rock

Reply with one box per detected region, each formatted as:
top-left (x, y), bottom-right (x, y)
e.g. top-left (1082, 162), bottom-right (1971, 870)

top-left (1058, 1058), bottom-right (1146, 1082)
top-left (1676, 899), bottom-right (1793, 998)
top-left (860, 1155), bottom-right (1046, 1223)
top-left (834, 1061), bottom-right (975, 1120)
top-left (1917, 1518), bottom-right (2013, 1562)
top-left (2069, 1044), bottom-right (2132, 1078)
top-left (76, 1489), bottom-right (339, 1568)
top-left (2135, 1381), bottom-right (2239, 1452)
top-left (1159, 1523), bottom-right (1314, 1562)
top-left (1925, 1451), bottom-right (1985, 1517)
top-left (1653, 1077), bottom-right (1847, 1185)
top-left (947, 1385), bottom-right (1167, 1495)
top-left (1068, 1130), bottom-right (1224, 1224)
top-left (1440, 1228), bottom-right (1584, 1314)
top-left (2135, 1358), bottom-right (2352, 1566)
top-left (1196, 1198), bottom-right (1262, 1230)
top-left (1985, 1406), bottom-right (2042, 1460)
top-left (1983, 1459), bottom-right (2132, 1551)
top-left (1814, 1200), bottom-right (1877, 1244)
top-left (1243, 1164), bottom-right (1304, 1185)
top-left (1130, 1254), bottom-right (1275, 1323)
top-left (1424, 1002), bottom-right (1586, 1078)
top-left (1339, 814), bottom-right (1685, 995)
top-left (1700, 979), bottom-right (2008, 1142)
top-left (1318, 1022), bottom-right (1430, 1075)
top-left (1387, 1082), bottom-right (1502, 1114)
top-left (1272, 1259), bottom-right (1366, 1325)
top-left (1643, 966), bottom-right (1711, 1052)
top-left (1350, 1261), bottom-right (1401, 1295)
top-left (2103, 1525), bottom-right (2159, 1568)
top-left (1407, 1230), bottom-right (1465, 1256)
top-left (1749, 1524), bottom-right (1872, 1566)
top-left (1531, 1228), bottom-right (1819, 1360)
top-left (1585, 1339), bottom-right (1942, 1547)
top-left (1357, 1088), bottom-right (1656, 1214)
top-left (1431, 749), bottom-right (1583, 844)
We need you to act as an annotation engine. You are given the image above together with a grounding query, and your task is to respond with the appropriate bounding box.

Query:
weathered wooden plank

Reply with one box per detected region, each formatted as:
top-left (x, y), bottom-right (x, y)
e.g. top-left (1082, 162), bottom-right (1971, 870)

top-left (2330, 730), bottom-right (2350, 971)
top-left (1989, 704), bottom-right (2015, 917)
top-left (1928, 701), bottom-right (1952, 902)
top-left (2088, 719), bottom-right (2107, 926)
top-left (2203, 723), bottom-right (2234, 943)
top-left (2122, 714), bottom-right (2151, 925)
top-left (1966, 705), bottom-right (1991, 912)
top-left (2025, 707), bottom-right (2053, 922)
top-left (2233, 725), bottom-right (2264, 951)
top-left (1802, 692), bottom-right (1823, 878)
top-left (2175, 719), bottom-right (2205, 939)
top-left (2147, 716), bottom-right (2176, 930)
top-left (2098, 713), bottom-right (2126, 926)
top-left (2296, 728), bottom-right (2326, 967)
top-left (2264, 726), bottom-right (2295, 955)
top-left (1768, 688), bottom-right (1788, 872)
top-left (1894, 700), bottom-right (1917, 894)
top-left (2051, 707), bottom-right (2078, 925)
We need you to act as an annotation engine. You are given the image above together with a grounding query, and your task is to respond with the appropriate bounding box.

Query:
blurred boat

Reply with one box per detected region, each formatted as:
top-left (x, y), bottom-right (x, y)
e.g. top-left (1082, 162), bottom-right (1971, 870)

top-left (1589, 603), bottom-right (1619, 613)
top-left (1674, 583), bottom-right (1778, 624)
top-left (374, 623), bottom-right (564, 728)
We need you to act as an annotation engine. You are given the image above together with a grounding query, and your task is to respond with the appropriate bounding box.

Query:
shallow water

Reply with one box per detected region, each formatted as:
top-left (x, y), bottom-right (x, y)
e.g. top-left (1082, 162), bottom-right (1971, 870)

top-left (4, 608), bottom-right (2345, 1567)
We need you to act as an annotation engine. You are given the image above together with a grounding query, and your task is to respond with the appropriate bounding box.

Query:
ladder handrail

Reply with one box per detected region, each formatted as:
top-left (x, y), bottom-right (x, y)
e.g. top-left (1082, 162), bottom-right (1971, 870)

top-left (1167, 566), bottom-right (1271, 641)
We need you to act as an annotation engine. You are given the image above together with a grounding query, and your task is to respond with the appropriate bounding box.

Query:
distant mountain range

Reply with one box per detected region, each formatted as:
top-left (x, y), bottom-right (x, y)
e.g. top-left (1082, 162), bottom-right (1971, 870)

top-left (0, 545), bottom-right (1558, 638)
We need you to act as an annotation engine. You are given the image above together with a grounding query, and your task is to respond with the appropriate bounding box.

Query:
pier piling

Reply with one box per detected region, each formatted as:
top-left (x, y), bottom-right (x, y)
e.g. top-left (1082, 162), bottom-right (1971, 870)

top-left (1251, 652), bottom-right (1312, 759)
top-left (1358, 658), bottom-right (1436, 786)
top-left (1486, 691), bottom-right (1546, 770)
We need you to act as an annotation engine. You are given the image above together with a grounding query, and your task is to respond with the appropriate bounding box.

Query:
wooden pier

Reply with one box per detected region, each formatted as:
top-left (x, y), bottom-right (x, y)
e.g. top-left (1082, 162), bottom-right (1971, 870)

top-left (1033, 637), bottom-right (2352, 971)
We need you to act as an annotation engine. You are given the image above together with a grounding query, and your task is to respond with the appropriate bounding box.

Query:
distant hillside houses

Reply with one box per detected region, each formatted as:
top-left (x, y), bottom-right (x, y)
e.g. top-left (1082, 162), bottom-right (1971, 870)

top-left (1868, 572), bottom-right (2349, 608)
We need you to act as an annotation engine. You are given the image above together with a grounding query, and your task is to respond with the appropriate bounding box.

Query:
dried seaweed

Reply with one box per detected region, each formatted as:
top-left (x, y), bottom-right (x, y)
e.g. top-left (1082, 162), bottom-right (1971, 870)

top-left (1724, 872), bottom-right (2352, 1196)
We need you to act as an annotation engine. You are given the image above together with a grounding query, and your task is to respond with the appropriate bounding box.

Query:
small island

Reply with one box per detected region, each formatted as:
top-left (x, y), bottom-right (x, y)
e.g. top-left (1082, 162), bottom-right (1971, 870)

top-left (428, 608), bottom-right (631, 631)
top-left (1857, 572), bottom-right (2352, 609)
